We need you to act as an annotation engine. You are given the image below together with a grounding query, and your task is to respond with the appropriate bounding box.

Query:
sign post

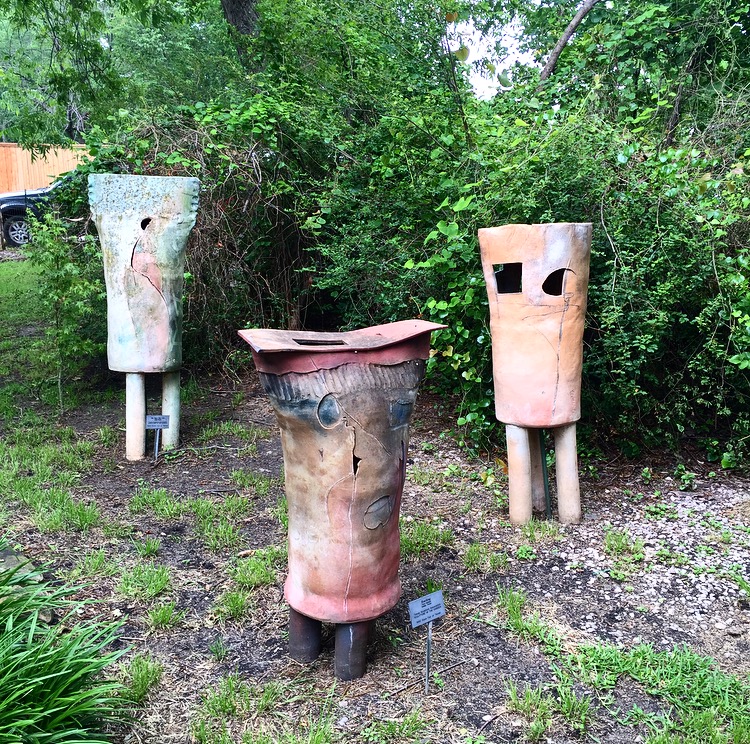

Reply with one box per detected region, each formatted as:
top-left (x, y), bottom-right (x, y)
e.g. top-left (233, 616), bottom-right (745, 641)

top-left (145, 415), bottom-right (170, 461)
top-left (408, 589), bottom-right (446, 693)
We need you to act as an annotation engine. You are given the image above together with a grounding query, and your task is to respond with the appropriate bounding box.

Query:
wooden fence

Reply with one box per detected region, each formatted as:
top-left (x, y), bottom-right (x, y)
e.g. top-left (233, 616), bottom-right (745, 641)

top-left (0, 143), bottom-right (85, 192)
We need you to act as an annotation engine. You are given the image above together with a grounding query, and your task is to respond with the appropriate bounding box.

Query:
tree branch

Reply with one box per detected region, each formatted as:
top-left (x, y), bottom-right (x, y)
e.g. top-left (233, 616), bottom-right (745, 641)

top-left (538, 0), bottom-right (603, 83)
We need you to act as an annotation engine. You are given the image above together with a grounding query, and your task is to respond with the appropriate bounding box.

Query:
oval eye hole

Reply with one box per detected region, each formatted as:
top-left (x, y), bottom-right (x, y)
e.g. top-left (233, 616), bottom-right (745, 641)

top-left (542, 268), bottom-right (573, 296)
top-left (141, 217), bottom-right (152, 230)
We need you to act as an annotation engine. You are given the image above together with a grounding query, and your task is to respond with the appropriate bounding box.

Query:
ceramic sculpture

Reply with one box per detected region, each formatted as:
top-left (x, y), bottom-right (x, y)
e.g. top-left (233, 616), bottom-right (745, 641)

top-left (479, 222), bottom-right (592, 524)
top-left (238, 320), bottom-right (444, 679)
top-left (89, 174), bottom-right (199, 460)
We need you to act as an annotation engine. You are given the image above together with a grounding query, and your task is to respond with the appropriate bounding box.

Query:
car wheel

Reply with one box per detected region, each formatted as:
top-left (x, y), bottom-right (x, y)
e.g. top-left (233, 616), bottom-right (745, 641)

top-left (3, 215), bottom-right (31, 247)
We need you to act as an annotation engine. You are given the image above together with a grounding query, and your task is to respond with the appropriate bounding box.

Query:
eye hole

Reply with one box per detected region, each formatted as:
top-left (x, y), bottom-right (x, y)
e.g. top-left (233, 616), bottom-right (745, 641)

top-left (141, 218), bottom-right (152, 230)
top-left (542, 268), bottom-right (574, 296)
top-left (493, 263), bottom-right (522, 294)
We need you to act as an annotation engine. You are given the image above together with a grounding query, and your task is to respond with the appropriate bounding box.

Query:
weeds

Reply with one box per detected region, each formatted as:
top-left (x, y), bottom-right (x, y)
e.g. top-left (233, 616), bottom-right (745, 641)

top-left (400, 518), bottom-right (454, 558)
top-left (122, 653), bottom-right (163, 705)
top-left (119, 562), bottom-right (171, 600)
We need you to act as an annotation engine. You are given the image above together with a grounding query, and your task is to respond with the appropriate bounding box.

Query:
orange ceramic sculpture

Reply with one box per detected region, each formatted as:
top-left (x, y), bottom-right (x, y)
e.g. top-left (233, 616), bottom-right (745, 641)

top-left (479, 223), bottom-right (592, 524)
top-left (238, 320), bottom-right (444, 679)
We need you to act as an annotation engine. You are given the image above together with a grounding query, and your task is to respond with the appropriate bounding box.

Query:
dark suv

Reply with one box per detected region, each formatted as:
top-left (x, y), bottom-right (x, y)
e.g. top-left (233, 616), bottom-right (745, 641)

top-left (0, 181), bottom-right (59, 247)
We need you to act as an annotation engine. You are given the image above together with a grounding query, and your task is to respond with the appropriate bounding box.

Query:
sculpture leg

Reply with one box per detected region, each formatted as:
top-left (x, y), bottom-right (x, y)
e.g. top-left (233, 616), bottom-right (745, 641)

top-left (161, 371), bottom-right (181, 450)
top-left (125, 373), bottom-right (146, 461)
top-left (288, 608), bottom-right (322, 663)
top-left (506, 424), bottom-right (533, 525)
top-left (554, 423), bottom-right (582, 524)
top-left (334, 622), bottom-right (370, 680)
top-left (529, 429), bottom-right (546, 515)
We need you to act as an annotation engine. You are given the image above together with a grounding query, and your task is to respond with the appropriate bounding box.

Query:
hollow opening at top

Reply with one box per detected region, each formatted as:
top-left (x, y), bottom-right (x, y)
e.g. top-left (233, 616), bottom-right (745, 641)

top-left (292, 338), bottom-right (347, 346)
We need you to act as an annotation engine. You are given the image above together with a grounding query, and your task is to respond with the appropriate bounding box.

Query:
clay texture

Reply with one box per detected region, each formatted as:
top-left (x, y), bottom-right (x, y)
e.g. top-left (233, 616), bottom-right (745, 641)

top-left (478, 222), bottom-right (592, 427)
top-left (89, 174), bottom-right (199, 373)
top-left (239, 320), bottom-right (443, 624)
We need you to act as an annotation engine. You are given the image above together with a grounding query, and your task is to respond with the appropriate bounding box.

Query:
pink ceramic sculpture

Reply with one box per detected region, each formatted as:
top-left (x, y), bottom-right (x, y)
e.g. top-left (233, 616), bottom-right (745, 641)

top-left (479, 223), bottom-right (592, 524)
top-left (239, 320), bottom-right (444, 679)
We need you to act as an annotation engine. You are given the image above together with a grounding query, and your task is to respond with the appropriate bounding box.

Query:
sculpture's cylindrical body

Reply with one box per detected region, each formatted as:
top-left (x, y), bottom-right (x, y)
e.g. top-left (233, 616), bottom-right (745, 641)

top-left (478, 223), bottom-right (592, 428)
top-left (88, 174), bottom-right (199, 373)
top-left (239, 321), bottom-right (443, 627)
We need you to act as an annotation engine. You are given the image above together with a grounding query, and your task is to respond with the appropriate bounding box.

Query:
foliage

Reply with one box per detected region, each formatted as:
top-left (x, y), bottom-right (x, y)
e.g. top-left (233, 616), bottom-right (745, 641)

top-left (24, 205), bottom-right (106, 412)
top-left (7, 0), bottom-right (750, 460)
top-left (0, 539), bottom-right (127, 742)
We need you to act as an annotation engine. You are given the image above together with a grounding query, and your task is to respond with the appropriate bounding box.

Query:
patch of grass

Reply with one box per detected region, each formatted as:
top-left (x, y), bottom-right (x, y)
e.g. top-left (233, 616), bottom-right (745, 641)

top-left (122, 653), bottom-right (163, 705)
top-left (197, 420), bottom-right (268, 445)
top-left (208, 637), bottom-right (228, 662)
top-left (462, 542), bottom-right (509, 573)
top-left (0, 539), bottom-right (127, 741)
top-left (96, 425), bottom-right (119, 448)
top-left (361, 709), bottom-right (428, 742)
top-left (133, 537), bottom-right (161, 557)
top-left (203, 516), bottom-right (242, 552)
top-left (29, 489), bottom-right (100, 533)
top-left (505, 681), bottom-right (552, 742)
top-left (68, 548), bottom-right (117, 580)
top-left (271, 494), bottom-right (289, 529)
top-left (408, 465), bottom-right (442, 489)
top-left (119, 562), bottom-right (171, 600)
top-left (147, 601), bottom-right (186, 630)
top-left (494, 586), bottom-right (563, 656)
top-left (232, 545), bottom-right (287, 588)
top-left (400, 518), bottom-right (454, 558)
top-left (230, 468), bottom-right (274, 496)
top-left (573, 642), bottom-right (750, 741)
top-left (604, 525), bottom-right (645, 580)
top-left (129, 482), bottom-right (183, 519)
top-left (520, 518), bottom-right (561, 543)
top-left (213, 590), bottom-right (254, 621)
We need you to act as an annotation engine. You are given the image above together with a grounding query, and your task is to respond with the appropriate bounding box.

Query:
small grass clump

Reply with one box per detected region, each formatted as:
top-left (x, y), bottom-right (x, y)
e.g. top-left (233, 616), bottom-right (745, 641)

top-left (400, 518), bottom-right (454, 558)
top-left (197, 420), bottom-right (268, 445)
top-left (0, 541), bottom-right (127, 742)
top-left (68, 548), bottom-right (117, 580)
top-left (148, 601), bottom-right (186, 630)
top-left (361, 709), bottom-right (428, 742)
top-left (122, 653), bottom-right (163, 705)
top-left (119, 562), bottom-right (171, 600)
top-left (604, 525), bottom-right (645, 580)
top-left (129, 482), bottom-right (183, 519)
top-left (213, 590), bottom-right (254, 621)
top-left (462, 542), bottom-right (509, 573)
top-left (230, 469), bottom-right (274, 496)
top-left (232, 545), bottom-right (287, 588)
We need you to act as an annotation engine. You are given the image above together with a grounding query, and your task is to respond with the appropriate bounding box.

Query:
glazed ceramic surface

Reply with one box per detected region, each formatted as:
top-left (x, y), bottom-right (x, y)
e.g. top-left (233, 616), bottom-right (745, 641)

top-left (89, 174), bottom-right (199, 373)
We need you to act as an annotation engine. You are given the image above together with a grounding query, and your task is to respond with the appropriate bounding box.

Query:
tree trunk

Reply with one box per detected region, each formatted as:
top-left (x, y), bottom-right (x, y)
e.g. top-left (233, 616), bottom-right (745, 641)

top-left (538, 0), bottom-right (603, 84)
top-left (220, 0), bottom-right (258, 36)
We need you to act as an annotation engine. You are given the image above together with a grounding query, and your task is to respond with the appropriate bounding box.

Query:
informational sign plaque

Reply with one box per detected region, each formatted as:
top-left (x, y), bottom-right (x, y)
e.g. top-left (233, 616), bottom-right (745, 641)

top-left (409, 590), bottom-right (445, 629)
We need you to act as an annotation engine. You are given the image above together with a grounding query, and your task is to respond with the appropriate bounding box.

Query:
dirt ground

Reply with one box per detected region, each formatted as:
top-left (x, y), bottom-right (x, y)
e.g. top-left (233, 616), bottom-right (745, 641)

top-left (5, 361), bottom-right (750, 744)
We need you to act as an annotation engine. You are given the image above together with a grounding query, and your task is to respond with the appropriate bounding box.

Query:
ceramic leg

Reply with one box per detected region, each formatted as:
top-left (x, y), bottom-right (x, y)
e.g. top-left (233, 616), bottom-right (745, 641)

top-left (289, 607), bottom-right (322, 663)
top-left (506, 424), bottom-right (533, 525)
top-left (125, 373), bottom-right (146, 461)
top-left (334, 622), bottom-right (370, 680)
top-left (162, 371), bottom-right (181, 450)
top-left (554, 423), bottom-right (581, 524)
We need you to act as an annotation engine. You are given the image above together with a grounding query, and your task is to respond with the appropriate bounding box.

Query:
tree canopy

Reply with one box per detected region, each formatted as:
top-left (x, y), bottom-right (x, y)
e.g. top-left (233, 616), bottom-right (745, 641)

top-left (5, 0), bottom-right (750, 462)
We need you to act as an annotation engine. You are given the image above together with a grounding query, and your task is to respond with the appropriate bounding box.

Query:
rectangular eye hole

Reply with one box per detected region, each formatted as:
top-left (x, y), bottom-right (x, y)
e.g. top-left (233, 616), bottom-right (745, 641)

top-left (493, 263), bottom-right (523, 294)
top-left (292, 338), bottom-right (347, 346)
